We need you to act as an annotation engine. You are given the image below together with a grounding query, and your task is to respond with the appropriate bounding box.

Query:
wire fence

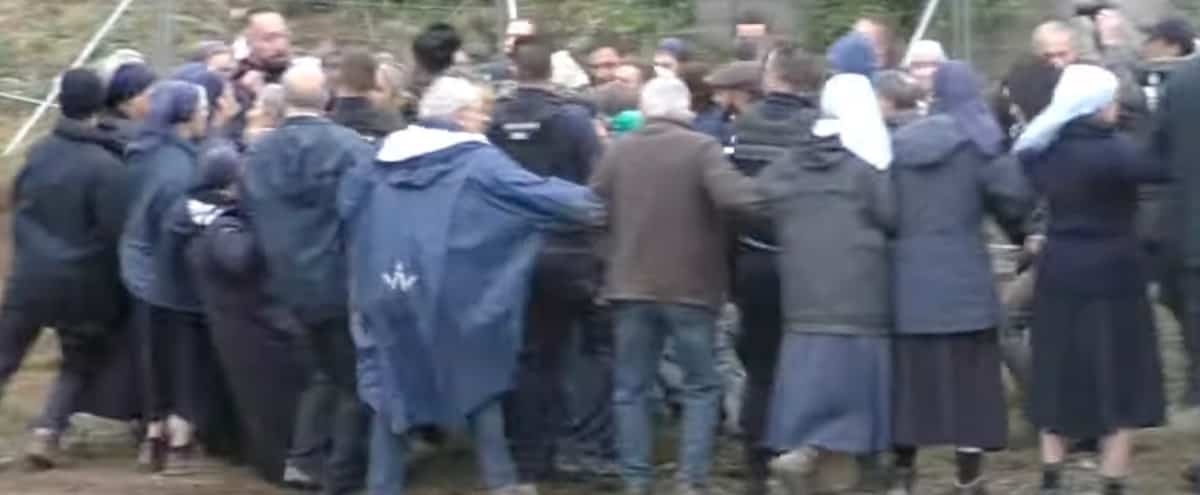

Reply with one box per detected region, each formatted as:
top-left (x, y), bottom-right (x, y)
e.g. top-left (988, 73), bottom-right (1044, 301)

top-left (4, 0), bottom-right (1200, 118)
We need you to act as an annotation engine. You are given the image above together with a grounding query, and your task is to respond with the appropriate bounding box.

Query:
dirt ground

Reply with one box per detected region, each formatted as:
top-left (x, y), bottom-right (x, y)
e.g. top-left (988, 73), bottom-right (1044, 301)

top-left (1, 314), bottom-right (1199, 495)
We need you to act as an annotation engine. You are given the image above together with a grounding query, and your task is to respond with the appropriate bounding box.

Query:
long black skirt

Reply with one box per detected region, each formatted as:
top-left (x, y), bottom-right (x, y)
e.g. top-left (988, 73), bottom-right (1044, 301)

top-left (892, 330), bottom-right (1008, 450)
top-left (1029, 291), bottom-right (1165, 439)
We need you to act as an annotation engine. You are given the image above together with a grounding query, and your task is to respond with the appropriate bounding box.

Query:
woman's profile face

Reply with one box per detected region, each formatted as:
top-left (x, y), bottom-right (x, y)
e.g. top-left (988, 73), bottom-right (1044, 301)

top-left (187, 92), bottom-right (211, 138)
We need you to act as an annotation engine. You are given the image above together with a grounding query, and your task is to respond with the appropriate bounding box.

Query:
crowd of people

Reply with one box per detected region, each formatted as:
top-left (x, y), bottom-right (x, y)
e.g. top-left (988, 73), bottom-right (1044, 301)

top-left (3, 3), bottom-right (1200, 495)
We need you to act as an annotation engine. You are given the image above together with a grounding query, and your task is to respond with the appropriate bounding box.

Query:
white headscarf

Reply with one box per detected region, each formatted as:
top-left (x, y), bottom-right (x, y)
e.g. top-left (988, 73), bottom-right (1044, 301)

top-left (813, 73), bottom-right (893, 171)
top-left (1012, 64), bottom-right (1119, 154)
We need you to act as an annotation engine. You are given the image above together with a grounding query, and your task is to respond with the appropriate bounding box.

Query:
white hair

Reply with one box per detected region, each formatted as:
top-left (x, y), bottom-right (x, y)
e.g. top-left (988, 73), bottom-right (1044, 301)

top-left (639, 77), bottom-right (693, 121)
top-left (419, 77), bottom-right (483, 120)
top-left (908, 40), bottom-right (946, 63)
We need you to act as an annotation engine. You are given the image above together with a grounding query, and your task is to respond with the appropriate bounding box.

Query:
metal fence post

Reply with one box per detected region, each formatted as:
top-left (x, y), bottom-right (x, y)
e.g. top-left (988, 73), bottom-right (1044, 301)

top-left (153, 0), bottom-right (178, 71)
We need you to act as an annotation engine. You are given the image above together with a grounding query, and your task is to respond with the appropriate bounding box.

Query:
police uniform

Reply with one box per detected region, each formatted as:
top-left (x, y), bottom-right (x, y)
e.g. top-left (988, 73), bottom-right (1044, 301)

top-left (488, 85), bottom-right (608, 480)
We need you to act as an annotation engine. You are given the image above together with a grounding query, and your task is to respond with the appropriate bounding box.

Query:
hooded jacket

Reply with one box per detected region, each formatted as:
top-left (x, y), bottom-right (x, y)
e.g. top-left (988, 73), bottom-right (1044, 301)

top-left (340, 123), bottom-right (602, 433)
top-left (119, 133), bottom-right (198, 306)
top-left (891, 114), bottom-right (1034, 335)
top-left (242, 115), bottom-right (374, 323)
top-left (7, 118), bottom-right (127, 325)
top-left (759, 134), bottom-right (895, 335)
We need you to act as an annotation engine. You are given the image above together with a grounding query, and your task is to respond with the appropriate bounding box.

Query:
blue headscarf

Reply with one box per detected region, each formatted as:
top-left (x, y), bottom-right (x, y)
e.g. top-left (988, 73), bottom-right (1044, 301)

top-left (171, 63), bottom-right (225, 106)
top-left (106, 62), bottom-right (157, 109)
top-left (827, 32), bottom-right (877, 77)
top-left (930, 61), bottom-right (1004, 157)
top-left (128, 80), bottom-right (203, 154)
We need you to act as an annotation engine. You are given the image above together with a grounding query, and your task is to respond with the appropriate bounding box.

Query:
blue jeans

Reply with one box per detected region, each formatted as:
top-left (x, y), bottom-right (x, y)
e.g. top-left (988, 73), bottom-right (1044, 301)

top-left (368, 398), bottom-right (518, 494)
top-left (612, 302), bottom-right (721, 490)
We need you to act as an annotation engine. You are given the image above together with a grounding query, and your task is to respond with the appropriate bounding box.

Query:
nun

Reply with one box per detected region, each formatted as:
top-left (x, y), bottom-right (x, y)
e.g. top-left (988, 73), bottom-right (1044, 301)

top-left (887, 61), bottom-right (1033, 495)
top-left (1016, 65), bottom-right (1167, 495)
top-left (120, 80), bottom-right (210, 474)
top-left (758, 72), bottom-right (895, 494)
top-left (181, 146), bottom-right (308, 484)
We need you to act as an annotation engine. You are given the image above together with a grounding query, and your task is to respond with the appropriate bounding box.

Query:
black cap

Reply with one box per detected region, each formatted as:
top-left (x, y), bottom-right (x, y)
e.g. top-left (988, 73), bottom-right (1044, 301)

top-left (59, 68), bottom-right (105, 120)
top-left (1145, 17), bottom-right (1197, 55)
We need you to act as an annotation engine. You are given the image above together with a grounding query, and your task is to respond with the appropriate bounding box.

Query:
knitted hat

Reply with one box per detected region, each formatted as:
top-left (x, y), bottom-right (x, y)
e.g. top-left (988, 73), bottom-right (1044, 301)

top-left (610, 110), bottom-right (644, 135)
top-left (59, 68), bottom-right (105, 120)
top-left (106, 62), bottom-right (157, 109)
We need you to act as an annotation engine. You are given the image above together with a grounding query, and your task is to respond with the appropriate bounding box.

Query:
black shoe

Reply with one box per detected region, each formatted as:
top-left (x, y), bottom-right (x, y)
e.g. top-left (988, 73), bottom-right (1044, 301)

top-left (136, 438), bottom-right (167, 473)
top-left (283, 464), bottom-right (323, 491)
top-left (886, 467), bottom-right (915, 495)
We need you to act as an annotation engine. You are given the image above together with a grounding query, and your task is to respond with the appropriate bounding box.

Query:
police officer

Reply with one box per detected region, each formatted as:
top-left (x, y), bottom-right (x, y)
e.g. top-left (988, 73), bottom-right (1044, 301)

top-left (487, 34), bottom-right (605, 483)
top-left (727, 44), bottom-right (825, 495)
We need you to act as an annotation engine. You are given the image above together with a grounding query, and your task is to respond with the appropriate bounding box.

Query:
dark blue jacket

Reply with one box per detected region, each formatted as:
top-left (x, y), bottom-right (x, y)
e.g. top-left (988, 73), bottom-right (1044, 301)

top-left (891, 114), bottom-right (1034, 335)
top-left (241, 115), bottom-right (374, 323)
top-left (693, 107), bottom-right (732, 146)
top-left (120, 134), bottom-right (198, 306)
top-left (1025, 120), bottom-right (1169, 295)
top-left (488, 87), bottom-right (600, 185)
top-left (340, 124), bottom-right (602, 433)
top-left (8, 118), bottom-right (127, 325)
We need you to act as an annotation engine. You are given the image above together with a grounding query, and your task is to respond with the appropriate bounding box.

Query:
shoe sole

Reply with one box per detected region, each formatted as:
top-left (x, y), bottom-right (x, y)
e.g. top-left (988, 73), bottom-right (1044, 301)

top-left (770, 457), bottom-right (817, 495)
top-left (24, 453), bottom-right (56, 471)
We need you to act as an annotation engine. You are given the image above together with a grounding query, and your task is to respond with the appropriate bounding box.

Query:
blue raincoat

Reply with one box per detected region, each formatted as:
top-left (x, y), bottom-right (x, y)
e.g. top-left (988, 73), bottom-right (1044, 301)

top-left (339, 123), bottom-right (603, 435)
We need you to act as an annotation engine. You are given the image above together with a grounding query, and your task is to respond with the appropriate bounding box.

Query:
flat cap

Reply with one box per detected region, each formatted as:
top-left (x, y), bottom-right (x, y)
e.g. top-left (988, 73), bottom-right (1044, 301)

top-left (705, 61), bottom-right (761, 90)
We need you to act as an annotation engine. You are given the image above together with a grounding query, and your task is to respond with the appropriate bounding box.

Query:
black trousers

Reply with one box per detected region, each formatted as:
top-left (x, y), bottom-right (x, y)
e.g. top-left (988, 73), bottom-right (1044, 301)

top-left (1160, 260), bottom-right (1200, 405)
top-left (733, 251), bottom-right (783, 483)
top-left (507, 289), bottom-right (595, 480)
top-left (0, 306), bottom-right (112, 433)
top-left (288, 316), bottom-right (367, 495)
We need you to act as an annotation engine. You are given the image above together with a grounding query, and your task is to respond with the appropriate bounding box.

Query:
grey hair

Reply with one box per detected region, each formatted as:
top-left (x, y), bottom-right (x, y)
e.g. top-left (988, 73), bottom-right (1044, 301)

top-left (1032, 20), bottom-right (1096, 59)
top-left (418, 76), bottom-right (483, 120)
top-left (873, 70), bottom-right (923, 110)
top-left (257, 83), bottom-right (287, 124)
top-left (640, 77), bottom-right (694, 121)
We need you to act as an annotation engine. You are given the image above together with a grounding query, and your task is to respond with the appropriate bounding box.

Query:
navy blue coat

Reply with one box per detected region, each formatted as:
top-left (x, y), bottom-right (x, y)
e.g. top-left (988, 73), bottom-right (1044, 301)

top-left (891, 115), bottom-right (1034, 335)
top-left (241, 115), bottom-right (375, 323)
top-left (7, 118), bottom-right (127, 326)
top-left (340, 124), bottom-right (602, 433)
top-left (185, 207), bottom-right (306, 483)
top-left (1023, 120), bottom-right (1169, 296)
top-left (120, 134), bottom-right (198, 307)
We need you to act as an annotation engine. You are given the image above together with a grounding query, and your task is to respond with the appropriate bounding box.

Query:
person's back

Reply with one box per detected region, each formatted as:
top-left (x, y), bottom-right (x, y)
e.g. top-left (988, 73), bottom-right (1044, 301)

top-left (761, 133), bottom-right (894, 333)
top-left (341, 77), bottom-right (598, 495)
top-left (594, 117), bottom-right (757, 310)
top-left (1032, 120), bottom-right (1163, 244)
top-left (890, 113), bottom-right (1030, 332)
top-left (242, 114), bottom-right (369, 320)
top-left (10, 109), bottom-right (126, 324)
top-left (490, 87), bottom-right (597, 183)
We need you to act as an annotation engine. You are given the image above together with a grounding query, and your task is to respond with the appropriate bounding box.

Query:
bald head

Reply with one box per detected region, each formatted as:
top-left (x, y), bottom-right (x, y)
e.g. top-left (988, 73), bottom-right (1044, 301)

top-left (283, 63), bottom-right (329, 113)
top-left (1032, 21), bottom-right (1077, 68)
top-left (245, 9), bottom-right (291, 70)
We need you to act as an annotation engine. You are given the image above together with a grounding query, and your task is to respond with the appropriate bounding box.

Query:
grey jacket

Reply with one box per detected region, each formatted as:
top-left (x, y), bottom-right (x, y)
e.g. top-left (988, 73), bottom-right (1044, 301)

top-left (759, 134), bottom-right (895, 336)
top-left (891, 115), bottom-right (1034, 335)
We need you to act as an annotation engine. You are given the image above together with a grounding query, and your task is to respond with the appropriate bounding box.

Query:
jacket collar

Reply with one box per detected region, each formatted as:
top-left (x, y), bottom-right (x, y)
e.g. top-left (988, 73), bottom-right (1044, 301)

top-left (643, 116), bottom-right (695, 131)
top-left (377, 124), bottom-right (488, 163)
top-left (54, 118), bottom-right (126, 157)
